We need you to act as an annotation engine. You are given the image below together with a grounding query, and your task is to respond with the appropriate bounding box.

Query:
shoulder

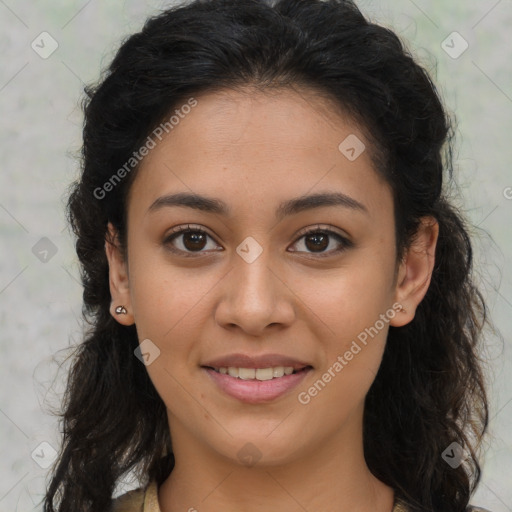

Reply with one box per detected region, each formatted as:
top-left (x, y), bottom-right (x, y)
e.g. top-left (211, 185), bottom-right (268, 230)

top-left (110, 481), bottom-right (160, 512)
top-left (110, 487), bottom-right (145, 512)
top-left (394, 498), bottom-right (493, 512)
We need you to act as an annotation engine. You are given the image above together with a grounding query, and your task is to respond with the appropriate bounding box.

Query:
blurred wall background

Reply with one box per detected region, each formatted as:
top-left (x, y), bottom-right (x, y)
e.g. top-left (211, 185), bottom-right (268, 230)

top-left (0, 0), bottom-right (510, 510)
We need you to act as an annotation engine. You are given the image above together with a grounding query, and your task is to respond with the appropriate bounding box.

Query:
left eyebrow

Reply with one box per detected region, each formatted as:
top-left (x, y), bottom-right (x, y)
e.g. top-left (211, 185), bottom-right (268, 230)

top-left (146, 191), bottom-right (368, 218)
top-left (275, 191), bottom-right (368, 219)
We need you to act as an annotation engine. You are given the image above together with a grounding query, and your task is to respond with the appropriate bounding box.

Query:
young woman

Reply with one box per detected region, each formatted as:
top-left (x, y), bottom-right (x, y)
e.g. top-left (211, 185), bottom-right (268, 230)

top-left (44, 0), bottom-right (491, 511)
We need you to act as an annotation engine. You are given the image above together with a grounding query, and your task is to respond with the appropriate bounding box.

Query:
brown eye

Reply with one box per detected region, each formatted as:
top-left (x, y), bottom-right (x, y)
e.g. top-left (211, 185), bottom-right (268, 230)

top-left (163, 225), bottom-right (221, 256)
top-left (289, 226), bottom-right (353, 257)
top-left (304, 232), bottom-right (329, 252)
top-left (180, 231), bottom-right (208, 251)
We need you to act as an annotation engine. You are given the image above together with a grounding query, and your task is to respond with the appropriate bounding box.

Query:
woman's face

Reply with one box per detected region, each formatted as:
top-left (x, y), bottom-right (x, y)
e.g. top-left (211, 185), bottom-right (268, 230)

top-left (107, 86), bottom-right (436, 467)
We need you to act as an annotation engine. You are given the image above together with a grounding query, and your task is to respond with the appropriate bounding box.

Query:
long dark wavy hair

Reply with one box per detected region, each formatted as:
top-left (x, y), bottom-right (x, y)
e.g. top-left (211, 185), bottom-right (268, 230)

top-left (44, 0), bottom-right (490, 511)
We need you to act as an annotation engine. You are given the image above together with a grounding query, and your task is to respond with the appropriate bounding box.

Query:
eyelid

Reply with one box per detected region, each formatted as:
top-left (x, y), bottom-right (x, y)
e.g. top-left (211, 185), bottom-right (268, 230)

top-left (293, 223), bottom-right (350, 240)
top-left (166, 223), bottom-right (213, 237)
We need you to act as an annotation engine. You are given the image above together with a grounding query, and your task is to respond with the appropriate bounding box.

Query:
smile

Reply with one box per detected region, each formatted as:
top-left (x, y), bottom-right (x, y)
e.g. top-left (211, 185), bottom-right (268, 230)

top-left (210, 366), bottom-right (304, 380)
top-left (202, 366), bottom-right (312, 403)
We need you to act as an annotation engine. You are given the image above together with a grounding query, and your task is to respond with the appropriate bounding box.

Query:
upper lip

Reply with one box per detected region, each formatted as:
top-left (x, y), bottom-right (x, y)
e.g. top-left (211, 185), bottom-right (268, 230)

top-left (201, 353), bottom-right (312, 370)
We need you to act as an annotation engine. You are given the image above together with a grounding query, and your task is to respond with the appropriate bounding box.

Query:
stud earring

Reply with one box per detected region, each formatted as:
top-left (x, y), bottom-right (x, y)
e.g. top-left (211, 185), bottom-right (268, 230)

top-left (115, 305), bottom-right (127, 315)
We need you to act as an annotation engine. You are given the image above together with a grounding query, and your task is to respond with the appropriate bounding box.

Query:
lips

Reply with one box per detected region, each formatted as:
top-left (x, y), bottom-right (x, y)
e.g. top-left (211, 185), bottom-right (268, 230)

top-left (201, 352), bottom-right (312, 371)
top-left (202, 366), bottom-right (313, 403)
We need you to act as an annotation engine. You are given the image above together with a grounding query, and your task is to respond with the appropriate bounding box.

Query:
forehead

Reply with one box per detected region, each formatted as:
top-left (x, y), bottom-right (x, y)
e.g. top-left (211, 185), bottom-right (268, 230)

top-left (127, 86), bottom-right (392, 222)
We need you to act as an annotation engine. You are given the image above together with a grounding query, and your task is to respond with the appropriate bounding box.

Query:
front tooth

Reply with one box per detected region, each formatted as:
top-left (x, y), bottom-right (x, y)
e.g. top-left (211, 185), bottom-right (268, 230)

top-left (272, 366), bottom-right (285, 378)
top-left (218, 366), bottom-right (298, 379)
top-left (256, 368), bottom-right (274, 380)
top-left (238, 367), bottom-right (256, 380)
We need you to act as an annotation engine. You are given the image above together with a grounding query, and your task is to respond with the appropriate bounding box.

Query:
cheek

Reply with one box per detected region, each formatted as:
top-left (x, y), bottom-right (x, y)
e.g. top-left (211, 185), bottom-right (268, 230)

top-left (302, 257), bottom-right (396, 339)
top-left (297, 252), bottom-right (395, 397)
top-left (127, 255), bottom-right (212, 410)
top-left (297, 294), bottom-right (392, 418)
top-left (128, 246), bottom-right (214, 339)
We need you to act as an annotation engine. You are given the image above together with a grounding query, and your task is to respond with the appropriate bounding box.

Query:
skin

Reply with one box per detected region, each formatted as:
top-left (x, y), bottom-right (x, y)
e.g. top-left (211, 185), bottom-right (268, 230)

top-left (105, 85), bottom-right (438, 512)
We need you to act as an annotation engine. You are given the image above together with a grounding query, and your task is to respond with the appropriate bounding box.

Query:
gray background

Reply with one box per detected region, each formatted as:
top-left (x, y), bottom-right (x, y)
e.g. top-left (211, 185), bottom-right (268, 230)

top-left (0, 0), bottom-right (510, 510)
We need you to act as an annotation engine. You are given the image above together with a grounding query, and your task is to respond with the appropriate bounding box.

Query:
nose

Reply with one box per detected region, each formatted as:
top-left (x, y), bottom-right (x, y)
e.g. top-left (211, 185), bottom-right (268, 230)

top-left (214, 248), bottom-right (296, 336)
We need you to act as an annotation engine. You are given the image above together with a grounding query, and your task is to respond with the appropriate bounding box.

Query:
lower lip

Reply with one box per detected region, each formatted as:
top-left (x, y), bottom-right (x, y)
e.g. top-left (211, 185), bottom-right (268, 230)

top-left (202, 367), bottom-right (312, 404)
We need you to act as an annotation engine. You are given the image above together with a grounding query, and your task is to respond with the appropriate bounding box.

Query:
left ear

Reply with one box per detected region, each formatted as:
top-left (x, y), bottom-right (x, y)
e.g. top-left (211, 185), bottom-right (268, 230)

top-left (390, 216), bottom-right (439, 327)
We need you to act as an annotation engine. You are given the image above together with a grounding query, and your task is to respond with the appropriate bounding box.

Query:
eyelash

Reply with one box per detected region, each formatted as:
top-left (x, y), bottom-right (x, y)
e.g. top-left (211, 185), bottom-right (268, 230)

top-left (163, 224), bottom-right (353, 258)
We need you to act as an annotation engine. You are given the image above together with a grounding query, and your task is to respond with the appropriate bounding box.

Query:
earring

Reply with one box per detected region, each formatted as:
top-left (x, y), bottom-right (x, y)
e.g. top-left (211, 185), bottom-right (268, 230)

top-left (115, 305), bottom-right (127, 315)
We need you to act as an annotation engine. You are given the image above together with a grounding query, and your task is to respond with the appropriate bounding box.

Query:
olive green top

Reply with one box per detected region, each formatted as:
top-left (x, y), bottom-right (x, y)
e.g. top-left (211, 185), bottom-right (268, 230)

top-left (111, 481), bottom-right (493, 511)
top-left (111, 481), bottom-right (413, 511)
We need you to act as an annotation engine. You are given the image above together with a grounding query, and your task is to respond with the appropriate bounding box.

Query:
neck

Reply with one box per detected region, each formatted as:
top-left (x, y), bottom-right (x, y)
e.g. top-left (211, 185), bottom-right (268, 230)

top-left (158, 409), bottom-right (395, 512)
